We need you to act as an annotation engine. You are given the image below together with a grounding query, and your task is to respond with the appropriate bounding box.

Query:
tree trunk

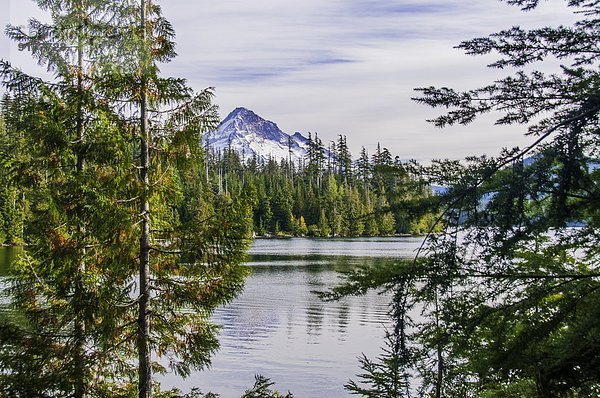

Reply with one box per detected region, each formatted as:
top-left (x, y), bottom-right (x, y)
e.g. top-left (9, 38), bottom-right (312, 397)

top-left (74, 4), bottom-right (87, 396)
top-left (435, 293), bottom-right (443, 398)
top-left (137, 1), bottom-right (152, 397)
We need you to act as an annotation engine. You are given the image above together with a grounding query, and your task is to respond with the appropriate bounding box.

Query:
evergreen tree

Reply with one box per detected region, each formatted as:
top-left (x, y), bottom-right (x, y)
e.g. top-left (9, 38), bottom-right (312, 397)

top-left (330, 1), bottom-right (600, 397)
top-left (356, 146), bottom-right (371, 189)
top-left (375, 194), bottom-right (396, 236)
top-left (0, 114), bottom-right (25, 244)
top-left (292, 215), bottom-right (309, 236)
top-left (336, 134), bottom-right (352, 182)
top-left (303, 181), bottom-right (320, 227)
top-left (411, 1), bottom-right (600, 394)
top-left (324, 174), bottom-right (342, 236)
top-left (316, 208), bottom-right (332, 237)
top-left (362, 210), bottom-right (379, 237)
top-left (1, 1), bottom-right (141, 394)
top-left (1, 1), bottom-right (251, 397)
top-left (126, 2), bottom-right (251, 396)
top-left (270, 188), bottom-right (293, 234)
top-left (0, 115), bottom-right (25, 243)
top-left (343, 186), bottom-right (364, 237)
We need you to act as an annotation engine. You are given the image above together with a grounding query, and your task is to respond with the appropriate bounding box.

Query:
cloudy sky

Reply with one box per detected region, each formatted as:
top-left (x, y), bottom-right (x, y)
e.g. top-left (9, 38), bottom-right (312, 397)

top-left (1, 0), bottom-right (575, 161)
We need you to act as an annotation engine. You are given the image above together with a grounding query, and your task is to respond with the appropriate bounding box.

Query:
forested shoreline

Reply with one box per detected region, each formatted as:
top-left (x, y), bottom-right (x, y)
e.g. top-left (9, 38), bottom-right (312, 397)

top-left (1, 124), bottom-right (442, 244)
top-left (205, 136), bottom-right (441, 238)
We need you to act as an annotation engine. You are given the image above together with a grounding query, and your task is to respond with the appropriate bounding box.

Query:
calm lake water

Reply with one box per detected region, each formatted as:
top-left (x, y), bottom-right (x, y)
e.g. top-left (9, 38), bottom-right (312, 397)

top-left (162, 237), bottom-right (423, 397)
top-left (0, 237), bottom-right (423, 397)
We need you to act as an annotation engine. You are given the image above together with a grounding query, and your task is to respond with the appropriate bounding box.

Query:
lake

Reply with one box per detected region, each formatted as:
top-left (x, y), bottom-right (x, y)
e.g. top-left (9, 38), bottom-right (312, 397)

top-left (0, 237), bottom-right (423, 397)
top-left (162, 237), bottom-right (422, 396)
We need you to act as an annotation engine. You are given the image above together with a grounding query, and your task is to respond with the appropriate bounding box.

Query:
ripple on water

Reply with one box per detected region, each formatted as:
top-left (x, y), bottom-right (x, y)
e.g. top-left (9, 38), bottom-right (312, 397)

top-left (161, 238), bottom-right (417, 396)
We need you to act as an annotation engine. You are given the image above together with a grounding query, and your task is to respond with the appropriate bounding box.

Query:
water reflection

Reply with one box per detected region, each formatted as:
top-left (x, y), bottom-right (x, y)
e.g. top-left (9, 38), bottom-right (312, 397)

top-left (249, 236), bottom-right (423, 259)
top-left (0, 237), bottom-right (423, 397)
top-left (337, 303), bottom-right (350, 336)
top-left (0, 246), bottom-right (21, 277)
top-left (162, 237), bottom-right (422, 397)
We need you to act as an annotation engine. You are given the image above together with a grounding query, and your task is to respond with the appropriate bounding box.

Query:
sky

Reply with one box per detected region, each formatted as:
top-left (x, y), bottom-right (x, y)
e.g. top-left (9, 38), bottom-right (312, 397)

top-left (1, 0), bottom-right (576, 162)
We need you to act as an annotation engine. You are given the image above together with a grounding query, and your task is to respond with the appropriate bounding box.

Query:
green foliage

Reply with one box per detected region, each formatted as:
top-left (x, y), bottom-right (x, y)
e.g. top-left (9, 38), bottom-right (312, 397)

top-left (346, 331), bottom-right (410, 398)
top-left (0, 0), bottom-right (251, 396)
top-left (241, 375), bottom-right (294, 398)
top-left (406, 211), bottom-right (442, 235)
top-left (330, 1), bottom-right (600, 397)
top-left (159, 375), bottom-right (292, 398)
top-left (0, 186), bottom-right (24, 244)
top-left (292, 215), bottom-right (308, 236)
top-left (204, 138), bottom-right (441, 237)
top-left (0, 114), bottom-right (26, 245)
top-left (317, 208), bottom-right (332, 237)
top-left (1, 1), bottom-right (142, 391)
top-left (362, 213), bottom-right (379, 237)
top-left (415, 1), bottom-right (600, 396)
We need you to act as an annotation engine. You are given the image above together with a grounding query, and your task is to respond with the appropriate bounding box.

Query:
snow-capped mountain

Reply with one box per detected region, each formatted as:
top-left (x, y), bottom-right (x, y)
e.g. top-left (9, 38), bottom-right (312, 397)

top-left (205, 107), bottom-right (310, 163)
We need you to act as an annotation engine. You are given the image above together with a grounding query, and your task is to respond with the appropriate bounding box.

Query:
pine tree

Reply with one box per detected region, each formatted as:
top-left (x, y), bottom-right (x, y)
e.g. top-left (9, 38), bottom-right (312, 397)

top-left (332, 1), bottom-right (600, 396)
top-left (410, 1), bottom-right (600, 394)
top-left (1, 1), bottom-right (252, 396)
top-left (125, 2), bottom-right (251, 396)
top-left (316, 208), bottom-right (331, 237)
top-left (336, 134), bottom-right (352, 182)
top-left (356, 146), bottom-right (371, 189)
top-left (0, 1), bottom-right (141, 394)
top-left (0, 114), bottom-right (26, 245)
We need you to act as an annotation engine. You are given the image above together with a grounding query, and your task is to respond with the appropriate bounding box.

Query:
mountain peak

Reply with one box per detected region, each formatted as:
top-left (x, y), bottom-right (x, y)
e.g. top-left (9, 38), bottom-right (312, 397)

top-left (220, 107), bottom-right (263, 131)
top-left (206, 108), bottom-right (309, 163)
top-left (292, 132), bottom-right (308, 143)
top-left (224, 107), bottom-right (255, 120)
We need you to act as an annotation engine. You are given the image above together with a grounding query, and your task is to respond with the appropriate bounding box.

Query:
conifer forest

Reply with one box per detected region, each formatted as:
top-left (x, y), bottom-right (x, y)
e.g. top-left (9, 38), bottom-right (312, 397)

top-left (0, 0), bottom-right (598, 397)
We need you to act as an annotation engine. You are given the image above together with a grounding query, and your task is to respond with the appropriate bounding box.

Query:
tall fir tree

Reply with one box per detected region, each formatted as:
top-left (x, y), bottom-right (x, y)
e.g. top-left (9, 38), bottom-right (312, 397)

top-left (1, 1), bottom-right (252, 396)
top-left (1, 1), bottom-right (140, 394)
top-left (328, 1), bottom-right (600, 397)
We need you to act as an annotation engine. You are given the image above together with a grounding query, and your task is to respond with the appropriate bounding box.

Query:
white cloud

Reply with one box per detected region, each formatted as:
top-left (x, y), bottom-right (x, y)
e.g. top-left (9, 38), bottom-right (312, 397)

top-left (4, 0), bottom-right (578, 162)
top-left (159, 0), bottom-right (576, 161)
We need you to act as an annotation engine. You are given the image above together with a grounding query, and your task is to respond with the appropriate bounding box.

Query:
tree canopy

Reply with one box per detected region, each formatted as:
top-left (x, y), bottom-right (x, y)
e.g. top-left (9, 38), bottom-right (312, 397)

top-left (334, 1), bottom-right (600, 397)
top-left (0, 1), bottom-right (251, 397)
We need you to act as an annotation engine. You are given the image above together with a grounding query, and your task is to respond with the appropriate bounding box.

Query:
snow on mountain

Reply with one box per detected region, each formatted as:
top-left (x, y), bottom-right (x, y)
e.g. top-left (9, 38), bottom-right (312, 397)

top-left (205, 107), bottom-right (310, 163)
